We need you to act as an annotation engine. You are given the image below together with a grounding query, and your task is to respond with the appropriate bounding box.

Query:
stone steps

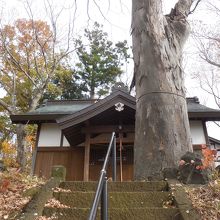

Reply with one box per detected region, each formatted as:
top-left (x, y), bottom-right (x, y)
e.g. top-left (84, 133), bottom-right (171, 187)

top-left (43, 207), bottom-right (181, 220)
top-left (59, 181), bottom-right (168, 192)
top-left (42, 181), bottom-right (183, 220)
top-left (53, 191), bottom-right (171, 208)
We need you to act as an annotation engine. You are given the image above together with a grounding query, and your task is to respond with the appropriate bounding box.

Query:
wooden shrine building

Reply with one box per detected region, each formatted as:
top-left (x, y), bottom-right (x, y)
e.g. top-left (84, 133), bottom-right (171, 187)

top-left (11, 86), bottom-right (220, 181)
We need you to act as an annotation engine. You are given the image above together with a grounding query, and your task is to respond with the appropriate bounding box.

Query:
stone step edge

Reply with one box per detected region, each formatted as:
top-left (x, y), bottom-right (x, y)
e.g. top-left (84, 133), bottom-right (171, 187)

top-left (43, 207), bottom-right (179, 211)
top-left (60, 181), bottom-right (168, 183)
top-left (59, 181), bottom-right (168, 192)
top-left (53, 191), bottom-right (171, 195)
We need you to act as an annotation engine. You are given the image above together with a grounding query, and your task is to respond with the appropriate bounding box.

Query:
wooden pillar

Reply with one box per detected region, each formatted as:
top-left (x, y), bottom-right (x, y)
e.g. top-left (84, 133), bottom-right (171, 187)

top-left (60, 131), bottom-right (64, 147)
top-left (202, 120), bottom-right (210, 146)
top-left (31, 124), bottom-right (41, 176)
top-left (83, 132), bottom-right (90, 181)
top-left (119, 133), bottom-right (123, 182)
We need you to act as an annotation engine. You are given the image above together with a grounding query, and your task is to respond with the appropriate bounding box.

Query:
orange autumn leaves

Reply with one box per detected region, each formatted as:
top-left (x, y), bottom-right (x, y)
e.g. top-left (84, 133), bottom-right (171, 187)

top-left (0, 171), bottom-right (45, 219)
top-left (0, 179), bottom-right (10, 193)
top-left (2, 19), bottom-right (53, 57)
top-left (179, 145), bottom-right (217, 170)
top-left (196, 145), bottom-right (217, 170)
top-left (1, 135), bottom-right (35, 167)
top-left (1, 141), bottom-right (17, 167)
top-left (0, 19), bottom-right (55, 113)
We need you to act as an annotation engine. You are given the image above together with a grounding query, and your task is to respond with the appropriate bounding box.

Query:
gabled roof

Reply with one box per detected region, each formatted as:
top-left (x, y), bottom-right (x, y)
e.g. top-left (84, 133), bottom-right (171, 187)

top-left (10, 95), bottom-right (220, 124)
top-left (10, 91), bottom-right (220, 146)
top-left (10, 100), bottom-right (96, 124)
top-left (57, 89), bottom-right (135, 130)
top-left (187, 97), bottom-right (220, 120)
top-left (209, 136), bottom-right (220, 145)
top-left (57, 89), bottom-right (136, 145)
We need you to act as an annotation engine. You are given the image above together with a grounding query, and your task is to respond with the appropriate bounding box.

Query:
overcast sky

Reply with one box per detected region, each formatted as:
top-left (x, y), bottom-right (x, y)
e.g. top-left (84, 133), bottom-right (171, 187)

top-left (0, 0), bottom-right (220, 139)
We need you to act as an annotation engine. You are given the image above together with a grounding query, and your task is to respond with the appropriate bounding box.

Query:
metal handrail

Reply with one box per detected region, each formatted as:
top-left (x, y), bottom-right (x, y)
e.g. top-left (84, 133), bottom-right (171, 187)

top-left (88, 132), bottom-right (116, 220)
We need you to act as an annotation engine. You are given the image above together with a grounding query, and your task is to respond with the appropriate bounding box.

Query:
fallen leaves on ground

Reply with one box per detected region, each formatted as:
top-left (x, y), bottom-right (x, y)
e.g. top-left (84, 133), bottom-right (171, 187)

top-left (162, 193), bottom-right (176, 208)
top-left (35, 215), bottom-right (57, 220)
top-left (45, 198), bottom-right (70, 208)
top-left (185, 180), bottom-right (220, 220)
top-left (53, 187), bottom-right (71, 193)
top-left (0, 169), bottom-right (45, 219)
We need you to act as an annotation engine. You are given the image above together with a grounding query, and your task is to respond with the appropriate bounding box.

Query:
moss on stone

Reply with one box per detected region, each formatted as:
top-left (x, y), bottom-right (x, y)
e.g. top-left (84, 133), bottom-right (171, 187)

top-left (51, 165), bottom-right (66, 181)
top-left (60, 181), bottom-right (168, 192)
top-left (54, 191), bottom-right (171, 208)
top-left (43, 207), bottom-right (181, 220)
top-left (167, 180), bottom-right (201, 220)
top-left (41, 180), bottom-right (202, 220)
top-left (16, 178), bottom-right (62, 220)
top-left (22, 186), bottom-right (41, 197)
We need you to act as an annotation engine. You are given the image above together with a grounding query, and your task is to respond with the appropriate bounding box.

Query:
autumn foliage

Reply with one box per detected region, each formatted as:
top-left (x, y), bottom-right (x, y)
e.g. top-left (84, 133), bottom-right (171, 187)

top-left (1, 141), bottom-right (18, 168)
top-left (196, 145), bottom-right (217, 170)
top-left (186, 180), bottom-right (220, 220)
top-left (0, 18), bottom-right (63, 169)
top-left (0, 179), bottom-right (10, 193)
top-left (0, 169), bottom-right (45, 219)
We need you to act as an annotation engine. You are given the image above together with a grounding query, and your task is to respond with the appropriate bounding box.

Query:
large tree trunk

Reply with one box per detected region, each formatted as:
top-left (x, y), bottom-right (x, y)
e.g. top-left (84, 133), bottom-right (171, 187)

top-left (15, 88), bottom-right (45, 169)
top-left (16, 124), bottom-right (26, 170)
top-left (132, 0), bottom-right (194, 180)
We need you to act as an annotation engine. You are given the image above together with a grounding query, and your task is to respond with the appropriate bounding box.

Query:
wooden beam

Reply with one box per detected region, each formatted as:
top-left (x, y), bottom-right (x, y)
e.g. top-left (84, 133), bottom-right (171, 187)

top-left (193, 144), bottom-right (203, 150)
top-left (81, 125), bottom-right (134, 133)
top-left (37, 147), bottom-right (76, 152)
top-left (60, 131), bottom-right (64, 147)
top-left (90, 137), bottom-right (134, 144)
top-left (83, 121), bottom-right (91, 181)
top-left (202, 120), bottom-right (210, 146)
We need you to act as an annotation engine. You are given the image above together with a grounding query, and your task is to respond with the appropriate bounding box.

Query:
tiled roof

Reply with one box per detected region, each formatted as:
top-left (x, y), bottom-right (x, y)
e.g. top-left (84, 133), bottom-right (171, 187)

top-left (10, 95), bottom-right (220, 124)
top-left (29, 96), bottom-right (220, 115)
top-left (27, 100), bottom-right (96, 114)
top-left (187, 97), bottom-right (220, 113)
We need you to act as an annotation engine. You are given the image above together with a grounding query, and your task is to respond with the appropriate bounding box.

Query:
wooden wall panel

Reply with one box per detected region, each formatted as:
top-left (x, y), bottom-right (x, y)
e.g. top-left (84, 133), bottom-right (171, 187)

top-left (34, 147), bottom-right (84, 181)
top-left (70, 148), bottom-right (85, 180)
top-left (35, 147), bottom-right (133, 181)
top-left (89, 164), bottom-right (133, 181)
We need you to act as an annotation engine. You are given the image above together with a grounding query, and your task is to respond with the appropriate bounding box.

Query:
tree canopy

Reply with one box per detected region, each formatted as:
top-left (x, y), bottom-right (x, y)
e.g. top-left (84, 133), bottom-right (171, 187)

top-left (0, 18), bottom-right (73, 168)
top-left (0, 19), bottom-right (56, 113)
top-left (43, 64), bottom-right (85, 100)
top-left (45, 22), bottom-right (130, 99)
top-left (74, 22), bottom-right (130, 98)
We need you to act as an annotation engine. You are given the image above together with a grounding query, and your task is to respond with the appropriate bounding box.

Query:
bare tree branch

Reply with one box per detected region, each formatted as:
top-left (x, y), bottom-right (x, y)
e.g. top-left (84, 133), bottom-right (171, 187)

top-left (214, 121), bottom-right (220, 128)
top-left (199, 51), bottom-right (220, 68)
top-left (86, 0), bottom-right (91, 24)
top-left (189, 0), bottom-right (201, 15)
top-left (0, 99), bottom-right (13, 114)
top-left (93, 0), bottom-right (111, 23)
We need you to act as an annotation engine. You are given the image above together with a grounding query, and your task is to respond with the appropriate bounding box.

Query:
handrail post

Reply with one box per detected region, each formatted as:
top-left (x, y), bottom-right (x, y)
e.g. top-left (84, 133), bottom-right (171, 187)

top-left (88, 132), bottom-right (115, 220)
top-left (112, 135), bottom-right (117, 181)
top-left (101, 176), bottom-right (108, 220)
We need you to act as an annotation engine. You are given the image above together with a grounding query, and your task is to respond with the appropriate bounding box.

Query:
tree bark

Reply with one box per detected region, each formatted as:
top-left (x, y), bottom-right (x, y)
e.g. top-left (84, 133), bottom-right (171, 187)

top-left (16, 124), bottom-right (26, 170)
top-left (132, 0), bottom-right (194, 180)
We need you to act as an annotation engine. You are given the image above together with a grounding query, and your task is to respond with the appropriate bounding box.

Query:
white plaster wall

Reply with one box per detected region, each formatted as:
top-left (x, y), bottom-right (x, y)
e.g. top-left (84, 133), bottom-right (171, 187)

top-left (63, 136), bottom-right (70, 147)
top-left (38, 123), bottom-right (70, 147)
top-left (38, 123), bottom-right (59, 147)
top-left (38, 121), bottom-right (206, 147)
top-left (189, 120), bottom-right (206, 145)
